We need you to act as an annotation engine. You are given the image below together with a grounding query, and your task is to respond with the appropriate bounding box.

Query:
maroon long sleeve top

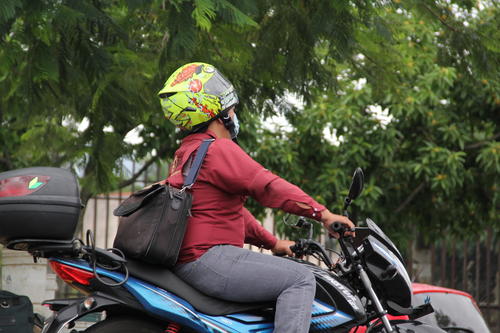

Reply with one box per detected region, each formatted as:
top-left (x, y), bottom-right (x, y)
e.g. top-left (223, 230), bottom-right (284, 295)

top-left (167, 130), bottom-right (326, 264)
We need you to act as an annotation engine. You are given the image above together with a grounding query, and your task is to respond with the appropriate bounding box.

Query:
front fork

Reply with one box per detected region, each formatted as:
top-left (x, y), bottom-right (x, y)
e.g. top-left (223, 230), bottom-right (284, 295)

top-left (337, 233), bottom-right (394, 333)
top-left (41, 293), bottom-right (125, 333)
top-left (356, 264), bottom-right (394, 333)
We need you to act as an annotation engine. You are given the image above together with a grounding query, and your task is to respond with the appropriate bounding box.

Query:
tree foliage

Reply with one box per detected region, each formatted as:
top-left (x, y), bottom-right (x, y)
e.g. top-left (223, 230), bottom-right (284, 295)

top-left (0, 0), bottom-right (390, 201)
top-left (0, 1), bottom-right (498, 243)
top-left (250, 0), bottom-right (499, 243)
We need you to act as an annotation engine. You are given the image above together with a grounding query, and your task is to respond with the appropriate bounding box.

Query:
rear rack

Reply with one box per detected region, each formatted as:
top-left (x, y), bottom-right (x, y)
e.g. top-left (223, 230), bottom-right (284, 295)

top-left (6, 238), bottom-right (81, 261)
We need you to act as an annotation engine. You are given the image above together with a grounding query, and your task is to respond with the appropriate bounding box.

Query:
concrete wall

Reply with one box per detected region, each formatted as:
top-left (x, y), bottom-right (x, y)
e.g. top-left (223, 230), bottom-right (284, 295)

top-left (0, 247), bottom-right (57, 317)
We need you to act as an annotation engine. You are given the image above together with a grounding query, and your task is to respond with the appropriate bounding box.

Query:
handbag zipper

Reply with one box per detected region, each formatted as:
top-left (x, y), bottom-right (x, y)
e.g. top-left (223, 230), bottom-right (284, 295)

top-left (144, 186), bottom-right (169, 256)
top-left (162, 193), bottom-right (191, 264)
top-left (144, 188), bottom-right (189, 263)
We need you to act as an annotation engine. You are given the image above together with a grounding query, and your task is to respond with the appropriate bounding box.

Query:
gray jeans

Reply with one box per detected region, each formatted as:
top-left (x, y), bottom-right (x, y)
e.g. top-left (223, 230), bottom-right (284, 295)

top-left (174, 245), bottom-right (316, 333)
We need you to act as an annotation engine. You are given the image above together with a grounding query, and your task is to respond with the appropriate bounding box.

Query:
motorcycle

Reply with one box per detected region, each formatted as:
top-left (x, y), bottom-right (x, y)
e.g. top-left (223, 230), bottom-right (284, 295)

top-left (3, 168), bottom-right (444, 332)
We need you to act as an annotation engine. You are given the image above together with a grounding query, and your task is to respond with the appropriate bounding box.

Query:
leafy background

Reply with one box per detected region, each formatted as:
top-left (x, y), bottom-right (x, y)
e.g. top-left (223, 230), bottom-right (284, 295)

top-left (0, 0), bottom-right (498, 246)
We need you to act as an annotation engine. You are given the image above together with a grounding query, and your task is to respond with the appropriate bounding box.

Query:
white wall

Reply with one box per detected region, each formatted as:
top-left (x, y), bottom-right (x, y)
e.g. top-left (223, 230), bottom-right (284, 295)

top-left (1, 248), bottom-right (57, 317)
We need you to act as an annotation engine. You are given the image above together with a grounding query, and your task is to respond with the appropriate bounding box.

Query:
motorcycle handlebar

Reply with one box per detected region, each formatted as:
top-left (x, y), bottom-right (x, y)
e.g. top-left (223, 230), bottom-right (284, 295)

top-left (331, 222), bottom-right (346, 235)
top-left (289, 240), bottom-right (333, 268)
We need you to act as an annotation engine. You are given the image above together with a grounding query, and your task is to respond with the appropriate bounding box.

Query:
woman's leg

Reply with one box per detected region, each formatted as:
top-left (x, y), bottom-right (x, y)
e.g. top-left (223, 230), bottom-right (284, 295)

top-left (174, 245), bottom-right (316, 333)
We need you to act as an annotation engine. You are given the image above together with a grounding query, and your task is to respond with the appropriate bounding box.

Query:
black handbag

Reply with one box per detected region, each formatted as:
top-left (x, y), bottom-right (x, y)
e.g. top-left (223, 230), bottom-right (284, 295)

top-left (113, 139), bottom-right (213, 267)
top-left (0, 290), bottom-right (34, 333)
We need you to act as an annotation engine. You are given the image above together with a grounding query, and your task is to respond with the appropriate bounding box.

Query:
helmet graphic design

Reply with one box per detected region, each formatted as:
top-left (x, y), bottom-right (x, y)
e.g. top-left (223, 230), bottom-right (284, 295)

top-left (158, 62), bottom-right (239, 130)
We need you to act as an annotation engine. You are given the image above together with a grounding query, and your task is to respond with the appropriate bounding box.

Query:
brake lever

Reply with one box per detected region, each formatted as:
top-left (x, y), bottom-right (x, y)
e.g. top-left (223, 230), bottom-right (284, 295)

top-left (290, 239), bottom-right (306, 258)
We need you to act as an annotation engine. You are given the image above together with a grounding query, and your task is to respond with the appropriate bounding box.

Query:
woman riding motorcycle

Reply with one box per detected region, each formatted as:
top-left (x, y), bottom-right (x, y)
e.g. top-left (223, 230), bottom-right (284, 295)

top-left (158, 62), bottom-right (354, 333)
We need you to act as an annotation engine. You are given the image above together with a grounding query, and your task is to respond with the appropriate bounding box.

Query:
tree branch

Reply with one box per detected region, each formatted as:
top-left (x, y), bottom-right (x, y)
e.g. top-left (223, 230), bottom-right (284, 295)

top-left (464, 133), bottom-right (500, 150)
top-left (0, 157), bottom-right (13, 170)
top-left (207, 32), bottom-right (228, 61)
top-left (118, 145), bottom-right (171, 189)
top-left (422, 4), bottom-right (458, 33)
top-left (161, 30), bottom-right (170, 49)
top-left (0, 106), bottom-right (13, 170)
top-left (395, 181), bottom-right (426, 214)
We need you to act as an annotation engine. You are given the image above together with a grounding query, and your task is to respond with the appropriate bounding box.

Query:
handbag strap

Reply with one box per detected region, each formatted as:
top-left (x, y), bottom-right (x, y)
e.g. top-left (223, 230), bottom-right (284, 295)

top-left (182, 138), bottom-right (214, 189)
top-left (113, 184), bottom-right (164, 217)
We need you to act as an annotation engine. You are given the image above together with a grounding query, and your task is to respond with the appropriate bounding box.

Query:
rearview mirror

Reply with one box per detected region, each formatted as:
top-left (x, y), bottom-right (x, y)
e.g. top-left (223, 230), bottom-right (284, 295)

top-left (348, 168), bottom-right (364, 200)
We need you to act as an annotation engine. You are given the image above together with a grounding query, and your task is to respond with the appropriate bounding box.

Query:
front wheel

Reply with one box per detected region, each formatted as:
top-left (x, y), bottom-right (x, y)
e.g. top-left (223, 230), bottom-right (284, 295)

top-left (83, 317), bottom-right (166, 333)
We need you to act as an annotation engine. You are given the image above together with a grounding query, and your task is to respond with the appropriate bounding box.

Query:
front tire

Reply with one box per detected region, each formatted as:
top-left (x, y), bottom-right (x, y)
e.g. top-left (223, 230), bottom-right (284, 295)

top-left (83, 317), bottom-right (165, 333)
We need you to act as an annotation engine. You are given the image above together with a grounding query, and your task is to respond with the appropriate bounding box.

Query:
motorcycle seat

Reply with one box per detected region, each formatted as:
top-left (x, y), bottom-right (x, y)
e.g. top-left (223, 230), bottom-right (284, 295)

top-left (126, 259), bottom-right (274, 316)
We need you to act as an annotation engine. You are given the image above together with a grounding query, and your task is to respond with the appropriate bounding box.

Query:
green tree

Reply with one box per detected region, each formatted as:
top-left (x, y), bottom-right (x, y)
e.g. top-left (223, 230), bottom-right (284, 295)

top-left (251, 1), bottom-right (499, 243)
top-left (0, 0), bottom-right (497, 244)
top-left (0, 0), bottom-right (396, 203)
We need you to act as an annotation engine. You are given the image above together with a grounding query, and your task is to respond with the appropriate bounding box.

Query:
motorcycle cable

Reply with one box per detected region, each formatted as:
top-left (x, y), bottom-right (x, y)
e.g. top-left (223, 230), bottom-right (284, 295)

top-left (85, 230), bottom-right (129, 287)
top-left (324, 247), bottom-right (342, 258)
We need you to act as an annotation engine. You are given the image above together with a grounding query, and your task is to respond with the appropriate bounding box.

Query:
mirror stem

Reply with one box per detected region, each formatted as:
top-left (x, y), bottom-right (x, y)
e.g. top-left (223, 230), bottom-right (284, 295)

top-left (343, 197), bottom-right (351, 217)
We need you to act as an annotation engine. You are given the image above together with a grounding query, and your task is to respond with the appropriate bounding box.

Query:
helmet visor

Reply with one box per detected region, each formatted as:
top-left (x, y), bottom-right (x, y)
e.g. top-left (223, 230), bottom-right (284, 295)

top-left (204, 71), bottom-right (239, 110)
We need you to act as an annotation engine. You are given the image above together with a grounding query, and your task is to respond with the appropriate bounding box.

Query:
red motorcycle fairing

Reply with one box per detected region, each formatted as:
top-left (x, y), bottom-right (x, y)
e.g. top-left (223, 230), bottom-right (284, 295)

top-left (372, 320), bottom-right (447, 333)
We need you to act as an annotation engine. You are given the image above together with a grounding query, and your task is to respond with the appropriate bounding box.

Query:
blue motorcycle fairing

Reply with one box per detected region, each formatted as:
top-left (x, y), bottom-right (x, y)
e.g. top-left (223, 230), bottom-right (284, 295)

top-left (51, 258), bottom-right (217, 332)
top-left (50, 258), bottom-right (356, 332)
top-left (202, 300), bottom-right (354, 333)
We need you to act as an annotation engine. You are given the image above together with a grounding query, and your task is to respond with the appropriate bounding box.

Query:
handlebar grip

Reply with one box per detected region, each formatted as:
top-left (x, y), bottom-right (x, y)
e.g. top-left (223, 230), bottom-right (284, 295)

top-left (331, 222), bottom-right (345, 234)
top-left (290, 244), bottom-right (298, 253)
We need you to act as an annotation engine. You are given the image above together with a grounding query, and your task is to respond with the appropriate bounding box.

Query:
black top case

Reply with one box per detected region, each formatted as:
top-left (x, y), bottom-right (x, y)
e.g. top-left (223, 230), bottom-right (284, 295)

top-left (0, 167), bottom-right (82, 245)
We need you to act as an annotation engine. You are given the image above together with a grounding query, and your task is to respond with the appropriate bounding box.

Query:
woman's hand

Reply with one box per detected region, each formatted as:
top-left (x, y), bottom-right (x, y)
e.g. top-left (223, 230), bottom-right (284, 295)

top-left (320, 210), bottom-right (355, 239)
top-left (271, 239), bottom-right (295, 257)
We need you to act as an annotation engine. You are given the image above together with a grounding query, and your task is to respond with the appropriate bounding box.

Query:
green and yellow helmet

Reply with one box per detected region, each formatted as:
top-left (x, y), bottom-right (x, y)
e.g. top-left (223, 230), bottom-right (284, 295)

top-left (158, 62), bottom-right (239, 131)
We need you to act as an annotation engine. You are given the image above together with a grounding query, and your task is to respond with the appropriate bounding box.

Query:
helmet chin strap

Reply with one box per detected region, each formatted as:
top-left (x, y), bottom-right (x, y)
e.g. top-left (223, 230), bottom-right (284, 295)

top-left (221, 112), bottom-right (238, 143)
